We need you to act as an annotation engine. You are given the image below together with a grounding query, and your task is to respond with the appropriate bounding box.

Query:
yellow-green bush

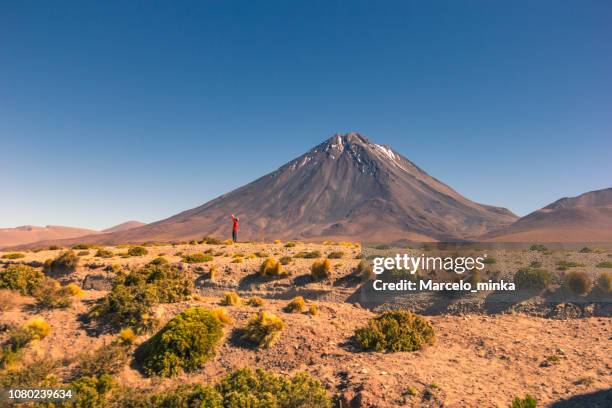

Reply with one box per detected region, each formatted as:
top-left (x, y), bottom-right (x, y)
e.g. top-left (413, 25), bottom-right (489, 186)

top-left (259, 257), bottom-right (286, 278)
top-left (0, 264), bottom-right (44, 295)
top-left (1, 253), bottom-right (25, 259)
top-left (149, 256), bottom-right (168, 265)
top-left (240, 312), bottom-right (284, 348)
top-left (119, 383), bottom-right (222, 407)
top-left (284, 296), bottom-right (306, 313)
top-left (89, 263), bottom-right (193, 333)
top-left (354, 311), bottom-right (435, 352)
top-left (311, 259), bottom-right (331, 280)
top-left (127, 246), bottom-right (148, 257)
top-left (327, 251), bottom-right (344, 259)
top-left (95, 249), bottom-right (114, 258)
top-left (221, 291), bottom-right (240, 306)
top-left (44, 251), bottom-right (79, 276)
top-left (72, 243), bottom-right (93, 250)
top-left (136, 308), bottom-right (224, 377)
top-left (284, 242), bottom-right (297, 248)
top-left (217, 368), bottom-right (331, 408)
top-left (295, 250), bottom-right (321, 259)
top-left (183, 253), bottom-right (213, 263)
top-left (68, 374), bottom-right (117, 408)
top-left (513, 267), bottom-right (552, 290)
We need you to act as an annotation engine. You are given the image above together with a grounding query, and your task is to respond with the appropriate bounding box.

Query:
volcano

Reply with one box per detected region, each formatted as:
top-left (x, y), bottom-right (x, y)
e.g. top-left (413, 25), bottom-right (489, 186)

top-left (14, 133), bottom-right (518, 247)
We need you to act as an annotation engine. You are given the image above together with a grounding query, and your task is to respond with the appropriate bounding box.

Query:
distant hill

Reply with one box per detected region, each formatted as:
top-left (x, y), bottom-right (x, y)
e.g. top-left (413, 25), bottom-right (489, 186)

top-left (484, 188), bottom-right (612, 242)
top-left (102, 220), bottom-right (146, 233)
top-left (14, 133), bottom-right (517, 248)
top-left (0, 225), bottom-right (97, 249)
top-left (0, 220), bottom-right (146, 249)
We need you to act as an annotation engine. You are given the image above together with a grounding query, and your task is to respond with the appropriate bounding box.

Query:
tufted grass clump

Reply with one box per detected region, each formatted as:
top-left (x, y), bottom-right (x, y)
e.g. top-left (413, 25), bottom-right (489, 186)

top-left (127, 246), bottom-right (148, 257)
top-left (284, 242), bottom-right (297, 248)
top-left (217, 368), bottom-right (331, 408)
top-left (72, 243), bottom-right (93, 250)
top-left (513, 267), bottom-right (552, 290)
top-left (354, 311), bottom-right (435, 352)
top-left (89, 263), bottom-right (193, 333)
top-left (1, 253), bottom-right (25, 259)
top-left (136, 308), bottom-right (224, 377)
top-left (182, 253), bottom-right (213, 263)
top-left (311, 259), bottom-right (331, 280)
top-left (0, 264), bottom-right (44, 295)
top-left (240, 312), bottom-right (284, 348)
top-left (44, 251), bottom-right (79, 276)
top-left (284, 296), bottom-right (306, 313)
top-left (258, 257), bottom-right (286, 278)
top-left (211, 308), bottom-right (234, 325)
top-left (564, 271), bottom-right (591, 295)
top-left (95, 249), bottom-right (114, 258)
top-left (511, 394), bottom-right (537, 408)
top-left (308, 304), bottom-right (319, 315)
top-left (279, 256), bottom-right (292, 265)
top-left (248, 296), bottom-right (265, 307)
top-left (221, 291), bottom-right (240, 306)
top-left (596, 271), bottom-right (612, 292)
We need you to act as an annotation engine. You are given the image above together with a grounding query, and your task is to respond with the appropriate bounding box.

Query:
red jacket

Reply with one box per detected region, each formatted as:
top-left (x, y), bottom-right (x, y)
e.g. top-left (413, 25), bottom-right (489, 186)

top-left (231, 215), bottom-right (239, 232)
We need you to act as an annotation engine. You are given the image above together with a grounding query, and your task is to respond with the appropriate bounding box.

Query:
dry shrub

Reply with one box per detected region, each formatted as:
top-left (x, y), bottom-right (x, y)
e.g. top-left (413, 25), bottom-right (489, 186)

top-left (44, 251), bottom-right (79, 276)
top-left (279, 256), bottom-right (292, 265)
top-left (311, 259), bottom-right (331, 280)
top-left (241, 312), bottom-right (284, 348)
top-left (596, 271), bottom-right (612, 292)
top-left (565, 271), bottom-right (591, 295)
top-left (355, 311), bottom-right (434, 352)
top-left (327, 251), bottom-right (344, 259)
top-left (32, 278), bottom-right (74, 309)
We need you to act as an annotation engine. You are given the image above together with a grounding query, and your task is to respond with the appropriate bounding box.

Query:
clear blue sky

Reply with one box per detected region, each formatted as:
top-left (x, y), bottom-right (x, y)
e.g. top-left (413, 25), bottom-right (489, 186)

top-left (1, 1), bottom-right (610, 229)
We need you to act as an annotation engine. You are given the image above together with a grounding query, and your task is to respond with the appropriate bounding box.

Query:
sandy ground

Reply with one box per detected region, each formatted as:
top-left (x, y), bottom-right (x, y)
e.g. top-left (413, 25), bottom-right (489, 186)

top-left (1, 242), bottom-right (611, 407)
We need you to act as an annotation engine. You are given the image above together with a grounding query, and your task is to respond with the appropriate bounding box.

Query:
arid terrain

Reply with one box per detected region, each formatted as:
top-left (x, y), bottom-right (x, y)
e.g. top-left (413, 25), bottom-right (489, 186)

top-left (1, 240), bottom-right (610, 407)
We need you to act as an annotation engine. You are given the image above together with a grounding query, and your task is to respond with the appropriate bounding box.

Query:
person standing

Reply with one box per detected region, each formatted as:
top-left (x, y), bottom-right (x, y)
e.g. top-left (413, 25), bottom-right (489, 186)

top-left (231, 214), bottom-right (239, 243)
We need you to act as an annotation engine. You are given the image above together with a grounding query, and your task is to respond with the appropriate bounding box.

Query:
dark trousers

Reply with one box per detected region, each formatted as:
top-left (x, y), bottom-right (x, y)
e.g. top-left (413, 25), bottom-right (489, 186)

top-left (232, 230), bottom-right (237, 242)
